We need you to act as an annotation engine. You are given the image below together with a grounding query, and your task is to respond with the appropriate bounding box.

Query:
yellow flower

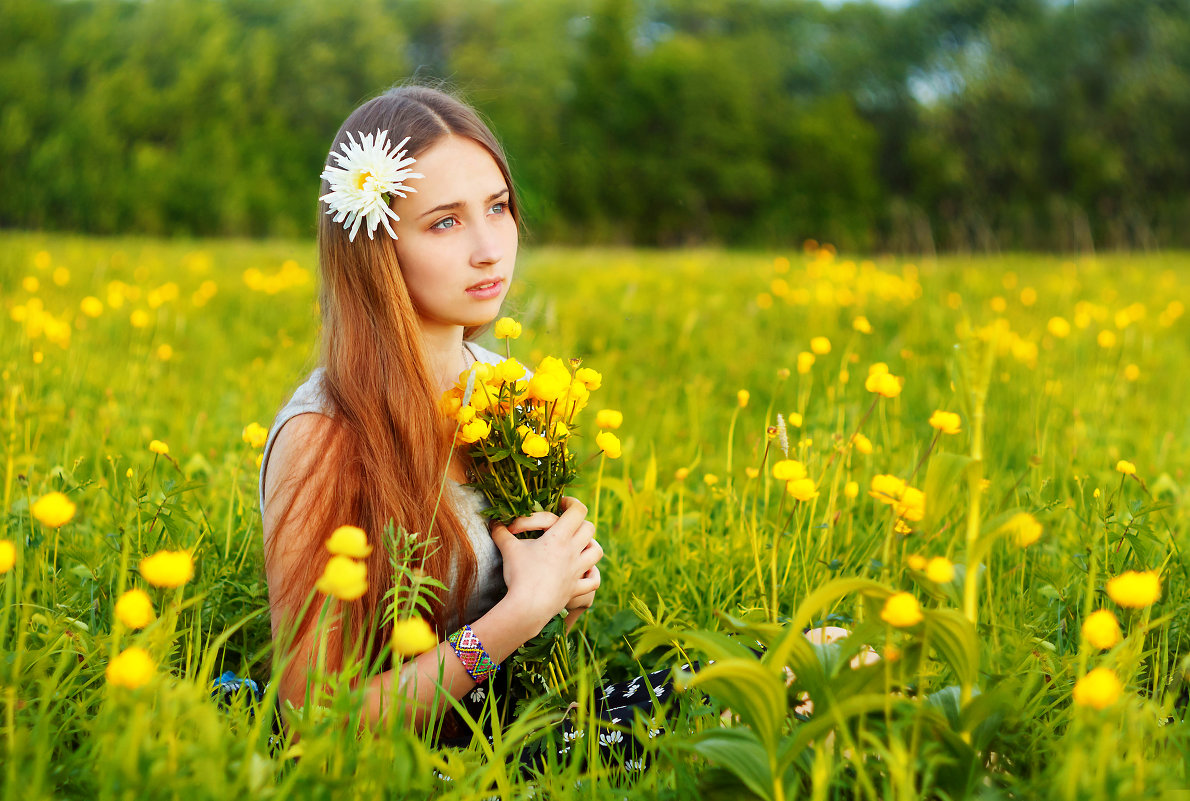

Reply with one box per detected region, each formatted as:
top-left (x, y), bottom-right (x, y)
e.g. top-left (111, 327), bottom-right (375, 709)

top-left (787, 412), bottom-right (803, 428)
top-left (843, 480), bottom-right (859, 499)
top-left (130, 309), bottom-right (151, 329)
top-left (521, 433), bottom-right (550, 458)
top-left (907, 554), bottom-right (927, 571)
top-left (868, 362), bottom-right (889, 377)
top-left (32, 492), bottom-right (76, 528)
top-left (1123, 364), bottom-right (1140, 381)
top-left (674, 467), bottom-right (690, 481)
top-left (139, 550), bottom-right (194, 588)
top-left (392, 616), bottom-right (438, 657)
top-left (1081, 609), bottom-right (1121, 650)
top-left (797, 352), bottom-right (815, 374)
top-left (242, 422), bottom-right (268, 449)
top-left (575, 367), bottom-right (602, 390)
top-left (595, 431), bottom-right (622, 459)
top-left (810, 336), bottom-right (831, 355)
top-left (853, 433), bottom-right (873, 454)
top-left (326, 525), bottom-right (373, 558)
top-left (526, 371), bottom-right (568, 402)
top-left (776, 367), bottom-right (791, 380)
top-left (1072, 667), bottom-right (1122, 710)
top-left (1114, 460), bottom-right (1136, 476)
top-left (865, 371), bottom-right (902, 398)
top-left (894, 487), bottom-right (926, 522)
top-left (1008, 513), bottom-right (1042, 547)
top-left (703, 474), bottom-right (719, 486)
top-left (745, 467), bottom-right (759, 479)
top-left (869, 474), bottom-right (907, 505)
top-left (80, 296), bottom-right (105, 318)
top-left (0, 540), bottom-right (15, 573)
top-left (1097, 330), bottom-right (1117, 349)
top-left (737, 389), bottom-right (750, 408)
top-left (149, 440), bottom-right (170, 456)
top-left (880, 593), bottom-right (923, 628)
top-left (853, 316), bottom-right (872, 334)
top-left (552, 421), bottom-right (570, 439)
top-left (316, 555), bottom-right (368, 601)
top-left (772, 459), bottom-right (806, 481)
top-left (457, 419), bottom-right (492, 445)
top-left (114, 588), bottom-right (155, 629)
top-left (928, 411), bottom-right (962, 435)
top-left (786, 477), bottom-right (818, 501)
top-left (493, 358), bottom-right (526, 384)
top-left (1047, 316), bottom-right (1071, 338)
top-left (925, 556), bottom-right (955, 583)
top-left (595, 409), bottom-right (623, 429)
top-left (106, 647), bottom-right (155, 689)
top-left (493, 317), bottom-right (522, 339)
top-left (1106, 570), bottom-right (1161, 608)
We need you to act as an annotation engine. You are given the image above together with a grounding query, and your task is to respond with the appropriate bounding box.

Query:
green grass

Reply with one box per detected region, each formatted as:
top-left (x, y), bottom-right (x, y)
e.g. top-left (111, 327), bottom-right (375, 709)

top-left (1, 233), bottom-right (1188, 800)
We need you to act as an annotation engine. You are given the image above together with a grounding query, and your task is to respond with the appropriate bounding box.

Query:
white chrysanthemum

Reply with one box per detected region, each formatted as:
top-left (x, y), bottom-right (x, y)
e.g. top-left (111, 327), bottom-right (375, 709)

top-left (319, 130), bottom-right (423, 242)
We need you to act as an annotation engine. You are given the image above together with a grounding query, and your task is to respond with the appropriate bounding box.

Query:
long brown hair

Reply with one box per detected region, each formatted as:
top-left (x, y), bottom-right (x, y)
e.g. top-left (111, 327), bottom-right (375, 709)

top-left (266, 85), bottom-right (520, 672)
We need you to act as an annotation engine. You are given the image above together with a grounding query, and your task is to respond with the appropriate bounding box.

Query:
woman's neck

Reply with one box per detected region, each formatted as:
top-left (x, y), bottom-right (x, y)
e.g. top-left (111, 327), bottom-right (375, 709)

top-left (420, 322), bottom-right (470, 393)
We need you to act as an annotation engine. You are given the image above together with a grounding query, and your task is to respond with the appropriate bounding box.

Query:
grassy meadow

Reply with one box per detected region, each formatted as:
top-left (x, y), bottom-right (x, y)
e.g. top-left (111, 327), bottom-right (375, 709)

top-left (1, 232), bottom-right (1188, 799)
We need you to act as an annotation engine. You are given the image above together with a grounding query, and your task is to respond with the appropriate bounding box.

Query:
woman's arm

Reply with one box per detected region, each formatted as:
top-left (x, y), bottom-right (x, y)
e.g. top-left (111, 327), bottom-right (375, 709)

top-left (263, 414), bottom-right (601, 729)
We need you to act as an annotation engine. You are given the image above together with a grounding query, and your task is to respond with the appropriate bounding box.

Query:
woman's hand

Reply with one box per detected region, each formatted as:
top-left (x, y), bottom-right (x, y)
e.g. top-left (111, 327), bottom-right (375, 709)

top-left (490, 496), bottom-right (603, 636)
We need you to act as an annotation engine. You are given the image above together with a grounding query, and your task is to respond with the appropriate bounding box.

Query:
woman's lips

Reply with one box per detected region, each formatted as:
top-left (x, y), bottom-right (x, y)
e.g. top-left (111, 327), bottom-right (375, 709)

top-left (466, 278), bottom-right (504, 300)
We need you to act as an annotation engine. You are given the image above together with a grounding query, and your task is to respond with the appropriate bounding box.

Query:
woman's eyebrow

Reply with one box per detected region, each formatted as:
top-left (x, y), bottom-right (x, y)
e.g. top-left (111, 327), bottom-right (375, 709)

top-left (418, 188), bottom-right (510, 220)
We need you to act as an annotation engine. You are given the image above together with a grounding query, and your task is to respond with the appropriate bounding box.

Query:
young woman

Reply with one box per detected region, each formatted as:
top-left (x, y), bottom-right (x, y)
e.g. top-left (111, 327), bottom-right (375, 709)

top-left (258, 85), bottom-right (603, 731)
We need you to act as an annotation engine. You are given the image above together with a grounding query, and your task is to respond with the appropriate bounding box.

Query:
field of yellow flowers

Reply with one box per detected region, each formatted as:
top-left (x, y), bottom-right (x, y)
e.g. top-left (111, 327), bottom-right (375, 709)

top-left (1, 232), bottom-right (1187, 800)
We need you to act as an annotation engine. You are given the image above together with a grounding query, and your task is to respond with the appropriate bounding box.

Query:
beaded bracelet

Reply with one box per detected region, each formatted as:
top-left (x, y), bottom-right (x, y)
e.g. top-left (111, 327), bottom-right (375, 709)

top-left (447, 624), bottom-right (501, 683)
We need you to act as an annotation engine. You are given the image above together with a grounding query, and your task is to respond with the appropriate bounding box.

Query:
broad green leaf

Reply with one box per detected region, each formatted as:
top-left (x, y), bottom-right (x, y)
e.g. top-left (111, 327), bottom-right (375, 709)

top-left (923, 608), bottom-right (979, 688)
top-left (679, 658), bottom-right (788, 752)
top-left (674, 727), bottom-right (775, 801)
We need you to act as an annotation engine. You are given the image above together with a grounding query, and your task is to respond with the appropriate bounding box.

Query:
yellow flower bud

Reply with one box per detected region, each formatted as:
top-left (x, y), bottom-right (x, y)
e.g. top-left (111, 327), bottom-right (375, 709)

top-left (242, 422), bottom-right (268, 449)
top-left (575, 367), bottom-right (602, 390)
top-left (853, 433), bottom-right (872, 454)
top-left (114, 588), bottom-right (155, 629)
top-left (595, 431), bottom-right (622, 459)
top-left (1114, 460), bottom-right (1136, 476)
top-left (1106, 570), bottom-right (1161, 609)
top-left (928, 411), bottom-right (962, 435)
top-left (925, 556), bottom-right (955, 584)
top-left (1072, 667), bottom-right (1122, 710)
top-left (0, 540), bottom-right (15, 573)
top-left (907, 554), bottom-right (927, 571)
top-left (32, 492), bottom-right (76, 528)
top-left (316, 555), bottom-right (368, 601)
top-left (772, 459), bottom-right (806, 481)
top-left (865, 371), bottom-right (902, 398)
top-left (1081, 609), bottom-right (1121, 650)
top-left (521, 433), bottom-right (550, 458)
top-left (138, 550), bottom-right (195, 588)
top-left (797, 352), bottom-right (815, 374)
top-left (737, 389), bottom-right (750, 408)
top-left (810, 336), bottom-right (831, 355)
top-left (493, 317), bottom-right (522, 339)
top-left (106, 647), bottom-right (155, 689)
top-left (674, 467), bottom-right (690, 481)
top-left (326, 525), bottom-right (373, 558)
top-left (595, 409), bottom-right (623, 429)
top-left (148, 439), bottom-right (169, 456)
top-left (392, 616), bottom-right (438, 657)
top-left (843, 480), bottom-right (858, 499)
top-left (785, 477), bottom-right (818, 502)
top-left (852, 316), bottom-right (872, 334)
top-left (880, 592), bottom-right (923, 628)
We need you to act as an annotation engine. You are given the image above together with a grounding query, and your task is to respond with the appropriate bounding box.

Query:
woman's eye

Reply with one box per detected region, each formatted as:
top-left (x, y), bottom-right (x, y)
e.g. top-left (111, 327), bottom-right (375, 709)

top-left (489, 202), bottom-right (507, 215)
top-left (431, 217), bottom-right (457, 230)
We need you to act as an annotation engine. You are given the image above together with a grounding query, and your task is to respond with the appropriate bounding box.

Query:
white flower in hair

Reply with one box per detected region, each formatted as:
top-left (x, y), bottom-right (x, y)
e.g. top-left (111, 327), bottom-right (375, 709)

top-left (319, 129), bottom-right (423, 242)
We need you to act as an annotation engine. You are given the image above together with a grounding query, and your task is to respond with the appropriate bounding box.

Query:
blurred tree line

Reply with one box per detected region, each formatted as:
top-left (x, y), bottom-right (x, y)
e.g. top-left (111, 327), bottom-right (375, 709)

top-left (2, 0), bottom-right (1188, 251)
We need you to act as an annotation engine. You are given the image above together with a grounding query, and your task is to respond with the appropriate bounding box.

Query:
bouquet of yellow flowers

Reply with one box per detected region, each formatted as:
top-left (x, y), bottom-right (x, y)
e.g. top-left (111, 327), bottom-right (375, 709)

top-left (439, 319), bottom-right (622, 712)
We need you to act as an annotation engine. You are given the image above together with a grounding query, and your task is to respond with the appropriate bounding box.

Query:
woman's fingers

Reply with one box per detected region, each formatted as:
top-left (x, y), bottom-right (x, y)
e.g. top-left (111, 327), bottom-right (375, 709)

top-left (505, 511), bottom-right (560, 536)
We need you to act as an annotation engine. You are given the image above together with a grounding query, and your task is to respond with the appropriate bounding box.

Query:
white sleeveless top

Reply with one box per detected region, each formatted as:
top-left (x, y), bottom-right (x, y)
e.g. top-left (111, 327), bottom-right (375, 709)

top-left (258, 341), bottom-right (508, 631)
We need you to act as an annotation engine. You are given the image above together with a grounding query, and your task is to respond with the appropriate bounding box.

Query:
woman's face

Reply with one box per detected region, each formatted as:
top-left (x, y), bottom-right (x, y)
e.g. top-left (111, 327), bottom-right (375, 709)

top-left (391, 135), bottom-right (518, 337)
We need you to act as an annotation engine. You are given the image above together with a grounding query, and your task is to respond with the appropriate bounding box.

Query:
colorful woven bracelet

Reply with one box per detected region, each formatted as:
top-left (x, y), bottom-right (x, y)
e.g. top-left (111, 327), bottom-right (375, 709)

top-left (447, 624), bottom-right (501, 683)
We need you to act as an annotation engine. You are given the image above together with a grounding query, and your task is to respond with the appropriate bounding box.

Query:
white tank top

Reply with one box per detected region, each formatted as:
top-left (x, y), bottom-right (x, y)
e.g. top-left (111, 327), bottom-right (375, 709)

top-left (257, 340), bottom-right (508, 631)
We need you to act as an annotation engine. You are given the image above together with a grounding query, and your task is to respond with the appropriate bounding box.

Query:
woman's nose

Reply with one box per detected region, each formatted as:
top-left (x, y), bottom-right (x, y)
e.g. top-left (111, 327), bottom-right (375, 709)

top-left (470, 224), bottom-right (504, 268)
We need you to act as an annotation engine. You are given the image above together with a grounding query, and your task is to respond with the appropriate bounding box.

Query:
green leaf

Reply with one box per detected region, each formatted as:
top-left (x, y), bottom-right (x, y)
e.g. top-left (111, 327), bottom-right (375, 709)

top-left (678, 658), bottom-right (788, 753)
top-left (923, 608), bottom-right (979, 688)
top-left (674, 727), bottom-right (775, 801)
top-left (923, 452), bottom-right (976, 532)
